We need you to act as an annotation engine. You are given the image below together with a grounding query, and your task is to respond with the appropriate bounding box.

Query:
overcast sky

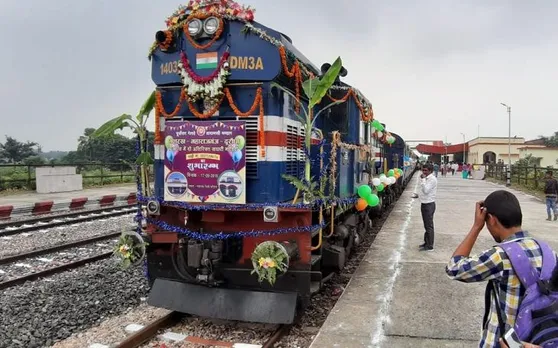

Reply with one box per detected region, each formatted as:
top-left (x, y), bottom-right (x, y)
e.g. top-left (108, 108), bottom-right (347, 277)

top-left (1, 0), bottom-right (557, 151)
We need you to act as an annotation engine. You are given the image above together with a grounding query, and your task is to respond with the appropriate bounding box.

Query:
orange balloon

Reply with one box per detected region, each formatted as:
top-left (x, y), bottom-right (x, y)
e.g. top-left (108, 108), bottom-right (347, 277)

top-left (355, 198), bottom-right (368, 211)
top-left (394, 172), bottom-right (400, 179)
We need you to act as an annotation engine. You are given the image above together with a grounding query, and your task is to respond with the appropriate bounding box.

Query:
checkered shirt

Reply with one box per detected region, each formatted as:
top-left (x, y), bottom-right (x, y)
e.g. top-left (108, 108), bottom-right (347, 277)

top-left (445, 231), bottom-right (549, 348)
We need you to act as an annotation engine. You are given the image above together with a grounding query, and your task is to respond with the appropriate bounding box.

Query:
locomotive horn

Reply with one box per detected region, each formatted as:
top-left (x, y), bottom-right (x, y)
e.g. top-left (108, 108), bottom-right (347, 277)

top-left (321, 63), bottom-right (348, 78)
top-left (155, 31), bottom-right (168, 43)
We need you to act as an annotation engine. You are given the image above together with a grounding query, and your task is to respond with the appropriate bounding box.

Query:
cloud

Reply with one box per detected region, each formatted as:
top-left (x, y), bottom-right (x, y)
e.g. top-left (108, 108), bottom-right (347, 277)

top-left (0, 0), bottom-right (557, 150)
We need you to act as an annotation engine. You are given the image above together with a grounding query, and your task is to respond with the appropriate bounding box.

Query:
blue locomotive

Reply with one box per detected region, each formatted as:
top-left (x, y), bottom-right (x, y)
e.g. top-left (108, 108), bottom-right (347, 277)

top-left (140, 0), bottom-right (415, 324)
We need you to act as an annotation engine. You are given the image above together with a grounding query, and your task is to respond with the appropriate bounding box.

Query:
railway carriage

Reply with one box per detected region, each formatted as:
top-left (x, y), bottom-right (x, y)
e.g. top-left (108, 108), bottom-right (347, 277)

top-left (138, 0), bottom-right (415, 324)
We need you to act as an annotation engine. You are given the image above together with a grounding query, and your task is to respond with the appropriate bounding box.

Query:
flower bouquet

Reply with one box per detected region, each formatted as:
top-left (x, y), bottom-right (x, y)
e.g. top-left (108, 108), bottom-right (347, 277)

top-left (250, 241), bottom-right (289, 286)
top-left (113, 231), bottom-right (148, 269)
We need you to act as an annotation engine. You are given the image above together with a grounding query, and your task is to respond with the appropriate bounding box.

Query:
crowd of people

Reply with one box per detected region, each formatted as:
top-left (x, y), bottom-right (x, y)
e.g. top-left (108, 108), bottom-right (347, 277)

top-left (416, 164), bottom-right (558, 347)
top-left (421, 161), bottom-right (475, 179)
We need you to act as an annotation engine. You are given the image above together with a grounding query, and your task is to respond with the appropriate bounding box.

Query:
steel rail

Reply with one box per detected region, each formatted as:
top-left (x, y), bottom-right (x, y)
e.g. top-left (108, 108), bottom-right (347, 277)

top-left (0, 203), bottom-right (138, 230)
top-left (116, 311), bottom-right (182, 348)
top-left (0, 231), bottom-right (124, 265)
top-left (0, 251), bottom-right (113, 290)
top-left (0, 207), bottom-right (136, 238)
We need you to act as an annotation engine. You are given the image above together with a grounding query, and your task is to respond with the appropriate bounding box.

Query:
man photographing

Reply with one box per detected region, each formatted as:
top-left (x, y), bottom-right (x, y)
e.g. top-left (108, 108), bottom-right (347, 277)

top-left (419, 163), bottom-right (437, 251)
top-left (446, 190), bottom-right (557, 347)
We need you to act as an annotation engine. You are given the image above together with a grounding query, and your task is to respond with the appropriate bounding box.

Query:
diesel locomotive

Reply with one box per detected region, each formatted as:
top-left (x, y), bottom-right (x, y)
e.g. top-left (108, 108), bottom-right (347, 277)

top-left (140, 0), bottom-right (416, 324)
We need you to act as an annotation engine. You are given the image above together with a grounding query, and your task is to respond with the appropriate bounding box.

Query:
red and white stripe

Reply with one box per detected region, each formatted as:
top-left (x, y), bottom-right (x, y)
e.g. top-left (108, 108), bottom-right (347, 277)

top-left (156, 115), bottom-right (321, 162)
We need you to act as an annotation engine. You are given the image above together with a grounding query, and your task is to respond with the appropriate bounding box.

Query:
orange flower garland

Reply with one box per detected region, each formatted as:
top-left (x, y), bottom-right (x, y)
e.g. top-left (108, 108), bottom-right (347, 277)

top-left (154, 87), bottom-right (266, 157)
top-left (183, 13), bottom-right (225, 50)
top-left (327, 89), bottom-right (374, 122)
top-left (154, 108), bottom-right (162, 144)
top-left (155, 89), bottom-right (186, 118)
top-left (158, 31), bottom-right (173, 50)
top-left (224, 87), bottom-right (265, 157)
top-left (186, 94), bottom-right (225, 119)
top-left (279, 46), bottom-right (301, 114)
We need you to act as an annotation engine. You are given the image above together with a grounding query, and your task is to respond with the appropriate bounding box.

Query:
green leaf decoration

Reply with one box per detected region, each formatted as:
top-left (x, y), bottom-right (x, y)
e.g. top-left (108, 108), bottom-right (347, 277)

top-left (310, 56), bottom-right (343, 108)
top-left (136, 151), bottom-right (154, 165)
top-left (92, 114), bottom-right (132, 138)
top-left (136, 90), bottom-right (156, 123)
top-left (302, 77), bottom-right (319, 100)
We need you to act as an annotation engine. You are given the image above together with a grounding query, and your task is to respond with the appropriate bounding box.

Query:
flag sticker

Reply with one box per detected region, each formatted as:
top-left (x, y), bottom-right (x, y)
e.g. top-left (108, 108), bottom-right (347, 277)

top-left (196, 52), bottom-right (218, 70)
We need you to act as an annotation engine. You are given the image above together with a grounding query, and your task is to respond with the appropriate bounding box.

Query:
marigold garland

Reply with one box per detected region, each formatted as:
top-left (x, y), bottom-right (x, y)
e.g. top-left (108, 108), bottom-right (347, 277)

top-left (183, 13), bottom-right (225, 50)
top-left (155, 89), bottom-right (186, 118)
top-left (158, 30), bottom-right (173, 50)
top-left (186, 94), bottom-right (225, 119)
top-left (327, 89), bottom-right (373, 122)
top-left (154, 108), bottom-right (162, 144)
top-left (279, 46), bottom-right (301, 114)
top-left (154, 87), bottom-right (266, 157)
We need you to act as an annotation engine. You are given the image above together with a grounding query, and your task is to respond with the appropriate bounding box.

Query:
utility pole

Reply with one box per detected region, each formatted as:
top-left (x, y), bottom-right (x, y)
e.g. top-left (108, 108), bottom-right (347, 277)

top-left (460, 132), bottom-right (466, 163)
top-left (500, 103), bottom-right (511, 187)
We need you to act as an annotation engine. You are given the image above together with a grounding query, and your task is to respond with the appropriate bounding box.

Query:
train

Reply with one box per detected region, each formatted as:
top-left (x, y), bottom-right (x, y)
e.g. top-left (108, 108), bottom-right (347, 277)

top-left (138, 0), bottom-right (416, 324)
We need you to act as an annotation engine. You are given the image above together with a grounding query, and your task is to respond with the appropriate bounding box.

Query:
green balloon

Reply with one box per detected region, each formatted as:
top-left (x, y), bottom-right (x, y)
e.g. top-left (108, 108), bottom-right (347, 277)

top-left (366, 193), bottom-right (380, 207)
top-left (235, 135), bottom-right (246, 150)
top-left (376, 183), bottom-right (384, 192)
top-left (357, 184), bottom-right (372, 199)
top-left (372, 120), bottom-right (381, 130)
top-left (164, 136), bottom-right (174, 150)
top-left (397, 168), bottom-right (403, 175)
top-left (377, 124), bottom-right (385, 132)
top-left (388, 169), bottom-right (395, 177)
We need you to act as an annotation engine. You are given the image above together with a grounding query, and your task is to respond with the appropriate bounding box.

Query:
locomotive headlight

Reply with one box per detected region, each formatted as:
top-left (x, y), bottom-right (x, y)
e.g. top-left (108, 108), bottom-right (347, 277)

top-left (187, 19), bottom-right (203, 36)
top-left (146, 200), bottom-right (160, 216)
top-left (203, 17), bottom-right (219, 35)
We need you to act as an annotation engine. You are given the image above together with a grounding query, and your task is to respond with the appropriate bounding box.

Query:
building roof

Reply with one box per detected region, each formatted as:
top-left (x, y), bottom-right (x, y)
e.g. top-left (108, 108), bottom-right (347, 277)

top-left (416, 143), bottom-right (469, 155)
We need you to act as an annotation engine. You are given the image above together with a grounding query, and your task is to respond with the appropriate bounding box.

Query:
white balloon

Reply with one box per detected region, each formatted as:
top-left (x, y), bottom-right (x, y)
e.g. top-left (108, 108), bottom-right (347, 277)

top-left (377, 131), bottom-right (383, 138)
top-left (390, 177), bottom-right (396, 184)
top-left (372, 178), bottom-right (381, 186)
top-left (379, 174), bottom-right (387, 179)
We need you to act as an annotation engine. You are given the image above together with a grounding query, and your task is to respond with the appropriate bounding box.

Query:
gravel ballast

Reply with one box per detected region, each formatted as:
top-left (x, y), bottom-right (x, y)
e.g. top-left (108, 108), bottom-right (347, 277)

top-left (0, 258), bottom-right (149, 348)
top-left (0, 214), bottom-right (135, 258)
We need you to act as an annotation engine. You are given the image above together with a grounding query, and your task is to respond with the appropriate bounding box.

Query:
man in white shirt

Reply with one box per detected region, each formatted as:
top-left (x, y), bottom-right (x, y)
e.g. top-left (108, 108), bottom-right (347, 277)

top-left (419, 163), bottom-right (437, 251)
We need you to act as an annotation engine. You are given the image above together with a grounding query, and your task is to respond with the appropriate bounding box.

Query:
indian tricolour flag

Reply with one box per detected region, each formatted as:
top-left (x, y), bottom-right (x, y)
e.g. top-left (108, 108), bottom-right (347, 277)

top-left (196, 52), bottom-right (218, 70)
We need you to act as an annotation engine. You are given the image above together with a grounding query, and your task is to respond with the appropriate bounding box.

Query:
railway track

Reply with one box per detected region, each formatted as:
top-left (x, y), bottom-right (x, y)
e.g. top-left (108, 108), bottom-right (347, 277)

top-left (0, 231), bottom-right (127, 290)
top-left (0, 204), bottom-right (137, 238)
top-left (115, 311), bottom-right (290, 348)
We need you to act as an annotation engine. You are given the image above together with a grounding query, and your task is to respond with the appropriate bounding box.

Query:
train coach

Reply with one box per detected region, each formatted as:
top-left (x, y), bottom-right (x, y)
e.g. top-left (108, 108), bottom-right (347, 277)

top-left (127, 0), bottom-right (416, 325)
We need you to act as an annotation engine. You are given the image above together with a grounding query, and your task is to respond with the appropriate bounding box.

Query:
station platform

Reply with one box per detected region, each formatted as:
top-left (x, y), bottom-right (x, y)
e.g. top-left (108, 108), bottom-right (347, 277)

top-left (0, 184), bottom-right (137, 217)
top-left (309, 174), bottom-right (558, 348)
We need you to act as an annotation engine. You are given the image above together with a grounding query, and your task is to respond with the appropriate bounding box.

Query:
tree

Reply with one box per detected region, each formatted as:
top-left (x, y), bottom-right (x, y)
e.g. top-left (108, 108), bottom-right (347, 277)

top-left (0, 136), bottom-right (39, 163)
top-left (539, 131), bottom-right (558, 147)
top-left (91, 91), bottom-right (156, 196)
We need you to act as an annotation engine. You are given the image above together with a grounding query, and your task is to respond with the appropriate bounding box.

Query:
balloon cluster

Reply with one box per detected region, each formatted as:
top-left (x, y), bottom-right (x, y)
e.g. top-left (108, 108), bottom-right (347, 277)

top-left (165, 135), bottom-right (180, 163)
top-left (370, 119), bottom-right (396, 144)
top-left (229, 135), bottom-right (245, 164)
top-left (355, 185), bottom-right (380, 211)
top-left (354, 168), bottom-right (404, 211)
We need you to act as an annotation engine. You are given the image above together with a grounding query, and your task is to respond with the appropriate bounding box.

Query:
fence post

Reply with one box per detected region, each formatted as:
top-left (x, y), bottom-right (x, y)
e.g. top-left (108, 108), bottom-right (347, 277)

top-left (120, 163), bottom-right (124, 182)
top-left (100, 165), bottom-right (104, 185)
top-left (534, 165), bottom-right (538, 189)
top-left (27, 165), bottom-right (32, 188)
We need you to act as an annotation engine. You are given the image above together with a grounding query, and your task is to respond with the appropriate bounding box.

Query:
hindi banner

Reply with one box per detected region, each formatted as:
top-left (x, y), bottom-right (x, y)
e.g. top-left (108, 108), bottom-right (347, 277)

top-left (163, 120), bottom-right (246, 204)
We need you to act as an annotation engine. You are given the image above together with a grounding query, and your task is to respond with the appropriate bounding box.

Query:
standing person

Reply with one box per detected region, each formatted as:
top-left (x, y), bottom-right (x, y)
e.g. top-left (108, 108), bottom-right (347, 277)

top-left (543, 170), bottom-right (558, 221)
top-left (419, 163), bottom-right (437, 251)
top-left (462, 163), bottom-right (468, 179)
top-left (433, 162), bottom-right (439, 177)
top-left (452, 162), bottom-right (458, 175)
top-left (445, 190), bottom-right (557, 347)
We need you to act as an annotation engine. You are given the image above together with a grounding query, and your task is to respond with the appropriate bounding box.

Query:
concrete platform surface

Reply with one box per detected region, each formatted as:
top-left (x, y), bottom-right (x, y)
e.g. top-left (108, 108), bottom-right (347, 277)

top-left (0, 184), bottom-right (136, 208)
top-left (309, 174), bottom-right (558, 348)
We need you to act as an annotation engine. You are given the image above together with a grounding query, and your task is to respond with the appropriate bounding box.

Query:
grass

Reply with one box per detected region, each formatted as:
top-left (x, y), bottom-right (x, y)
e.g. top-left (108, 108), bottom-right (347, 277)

top-left (0, 166), bottom-right (137, 195)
